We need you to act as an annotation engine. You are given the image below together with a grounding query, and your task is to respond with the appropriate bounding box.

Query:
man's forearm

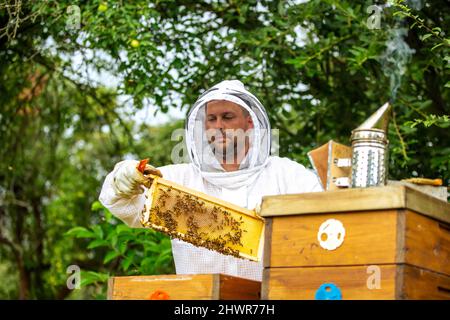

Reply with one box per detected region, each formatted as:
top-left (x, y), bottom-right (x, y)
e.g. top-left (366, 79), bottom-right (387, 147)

top-left (99, 170), bottom-right (146, 228)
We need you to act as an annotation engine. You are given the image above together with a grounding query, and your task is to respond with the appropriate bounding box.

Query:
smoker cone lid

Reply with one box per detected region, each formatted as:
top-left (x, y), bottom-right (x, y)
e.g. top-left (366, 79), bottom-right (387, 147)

top-left (354, 102), bottom-right (391, 132)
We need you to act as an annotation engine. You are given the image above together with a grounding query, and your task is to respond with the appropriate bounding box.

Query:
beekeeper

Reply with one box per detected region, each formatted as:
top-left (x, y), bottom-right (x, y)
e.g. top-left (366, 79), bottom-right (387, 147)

top-left (99, 80), bottom-right (322, 281)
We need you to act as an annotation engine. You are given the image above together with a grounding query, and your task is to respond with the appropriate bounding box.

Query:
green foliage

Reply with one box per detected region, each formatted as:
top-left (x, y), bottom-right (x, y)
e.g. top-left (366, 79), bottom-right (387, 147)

top-left (393, 0), bottom-right (449, 50)
top-left (65, 201), bottom-right (174, 299)
top-left (405, 114), bottom-right (450, 128)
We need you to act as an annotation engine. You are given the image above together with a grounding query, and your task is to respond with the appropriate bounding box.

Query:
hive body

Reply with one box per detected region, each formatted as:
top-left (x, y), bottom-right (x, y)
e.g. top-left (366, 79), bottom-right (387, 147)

top-left (260, 185), bottom-right (450, 300)
top-left (108, 274), bottom-right (261, 300)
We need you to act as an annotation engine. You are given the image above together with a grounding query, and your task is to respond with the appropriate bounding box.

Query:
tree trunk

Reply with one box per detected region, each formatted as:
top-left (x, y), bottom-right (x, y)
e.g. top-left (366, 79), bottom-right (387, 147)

top-left (17, 253), bottom-right (30, 300)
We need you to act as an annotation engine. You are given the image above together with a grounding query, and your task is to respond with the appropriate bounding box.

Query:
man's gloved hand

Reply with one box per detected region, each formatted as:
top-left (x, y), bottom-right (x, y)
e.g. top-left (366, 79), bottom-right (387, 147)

top-left (112, 160), bottom-right (163, 198)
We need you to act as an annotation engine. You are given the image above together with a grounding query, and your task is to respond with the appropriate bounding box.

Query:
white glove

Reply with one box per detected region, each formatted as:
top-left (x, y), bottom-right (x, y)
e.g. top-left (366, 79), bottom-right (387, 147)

top-left (112, 160), bottom-right (162, 198)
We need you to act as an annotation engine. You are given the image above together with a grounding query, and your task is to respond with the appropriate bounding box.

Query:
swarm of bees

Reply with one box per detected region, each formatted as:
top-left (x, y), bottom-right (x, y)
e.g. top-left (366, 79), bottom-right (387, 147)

top-left (142, 185), bottom-right (247, 258)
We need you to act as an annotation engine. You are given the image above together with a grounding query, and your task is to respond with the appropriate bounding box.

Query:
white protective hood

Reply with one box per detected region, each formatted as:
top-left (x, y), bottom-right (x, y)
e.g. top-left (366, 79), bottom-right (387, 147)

top-left (185, 80), bottom-right (271, 189)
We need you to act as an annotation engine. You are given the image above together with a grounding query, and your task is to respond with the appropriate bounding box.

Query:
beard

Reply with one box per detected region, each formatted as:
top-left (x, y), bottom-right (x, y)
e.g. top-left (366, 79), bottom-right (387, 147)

top-left (207, 130), bottom-right (249, 165)
top-left (212, 139), bottom-right (235, 160)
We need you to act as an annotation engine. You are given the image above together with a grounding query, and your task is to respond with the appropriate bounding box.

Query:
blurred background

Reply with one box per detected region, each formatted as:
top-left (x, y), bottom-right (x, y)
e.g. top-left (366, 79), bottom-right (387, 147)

top-left (0, 0), bottom-right (448, 299)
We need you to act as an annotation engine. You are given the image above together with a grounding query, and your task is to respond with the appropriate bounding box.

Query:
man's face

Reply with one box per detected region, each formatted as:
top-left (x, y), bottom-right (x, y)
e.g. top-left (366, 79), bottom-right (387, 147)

top-left (205, 100), bottom-right (254, 155)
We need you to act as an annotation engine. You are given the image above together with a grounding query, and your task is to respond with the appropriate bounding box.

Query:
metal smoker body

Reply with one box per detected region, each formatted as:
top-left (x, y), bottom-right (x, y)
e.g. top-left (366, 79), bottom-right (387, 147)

top-left (350, 102), bottom-right (391, 188)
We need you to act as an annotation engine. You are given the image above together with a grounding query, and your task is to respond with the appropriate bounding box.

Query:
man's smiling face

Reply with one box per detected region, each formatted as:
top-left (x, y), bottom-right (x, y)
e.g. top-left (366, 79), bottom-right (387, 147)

top-left (205, 100), bottom-right (254, 155)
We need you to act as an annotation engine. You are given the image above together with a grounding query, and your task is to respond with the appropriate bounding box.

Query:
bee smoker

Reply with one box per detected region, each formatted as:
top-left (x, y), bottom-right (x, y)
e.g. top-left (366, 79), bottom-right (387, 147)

top-left (350, 102), bottom-right (391, 188)
top-left (307, 102), bottom-right (392, 190)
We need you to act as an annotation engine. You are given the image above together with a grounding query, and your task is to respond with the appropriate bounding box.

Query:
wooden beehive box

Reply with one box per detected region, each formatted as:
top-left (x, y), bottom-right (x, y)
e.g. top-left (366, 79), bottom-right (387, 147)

top-left (259, 185), bottom-right (450, 300)
top-left (108, 274), bottom-right (261, 300)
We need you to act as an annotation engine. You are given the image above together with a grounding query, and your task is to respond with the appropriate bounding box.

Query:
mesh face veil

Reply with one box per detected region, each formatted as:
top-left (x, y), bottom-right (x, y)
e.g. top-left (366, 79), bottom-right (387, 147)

top-left (185, 80), bottom-right (272, 189)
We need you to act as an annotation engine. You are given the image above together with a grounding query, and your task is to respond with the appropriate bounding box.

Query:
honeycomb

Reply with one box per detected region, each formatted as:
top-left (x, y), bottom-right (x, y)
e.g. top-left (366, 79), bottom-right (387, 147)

top-left (140, 176), bottom-right (265, 261)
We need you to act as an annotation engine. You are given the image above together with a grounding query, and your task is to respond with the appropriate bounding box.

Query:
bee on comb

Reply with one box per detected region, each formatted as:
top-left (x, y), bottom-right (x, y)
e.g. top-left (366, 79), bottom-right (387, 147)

top-left (138, 164), bottom-right (265, 261)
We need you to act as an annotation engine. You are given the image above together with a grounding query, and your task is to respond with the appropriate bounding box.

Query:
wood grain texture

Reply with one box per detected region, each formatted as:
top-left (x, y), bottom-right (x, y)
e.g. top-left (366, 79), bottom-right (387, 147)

top-left (262, 265), bottom-right (397, 300)
top-left (399, 265), bottom-right (450, 300)
top-left (263, 218), bottom-right (273, 269)
top-left (263, 264), bottom-right (450, 300)
top-left (389, 180), bottom-right (448, 202)
top-left (260, 186), bottom-right (405, 216)
top-left (265, 210), bottom-right (399, 268)
top-left (307, 141), bottom-right (329, 190)
top-left (109, 274), bottom-right (214, 300)
top-left (107, 278), bottom-right (114, 300)
top-left (327, 141), bottom-right (352, 190)
top-left (108, 274), bottom-right (261, 300)
top-left (403, 210), bottom-right (450, 276)
top-left (265, 209), bottom-right (450, 275)
top-left (404, 187), bottom-right (450, 224)
top-left (218, 274), bottom-right (261, 300)
top-left (259, 185), bottom-right (450, 225)
top-left (395, 210), bottom-right (406, 264)
top-left (307, 140), bottom-right (352, 191)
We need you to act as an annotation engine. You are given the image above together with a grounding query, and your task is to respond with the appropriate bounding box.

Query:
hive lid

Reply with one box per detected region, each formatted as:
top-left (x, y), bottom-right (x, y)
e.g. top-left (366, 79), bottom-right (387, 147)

top-left (259, 185), bottom-right (450, 224)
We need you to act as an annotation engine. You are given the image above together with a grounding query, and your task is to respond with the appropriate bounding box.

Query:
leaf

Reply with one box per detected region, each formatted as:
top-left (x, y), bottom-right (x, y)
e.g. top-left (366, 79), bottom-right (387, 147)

top-left (65, 227), bottom-right (95, 239)
top-left (421, 34), bottom-right (433, 41)
top-left (104, 250), bottom-right (121, 264)
top-left (119, 234), bottom-right (138, 242)
top-left (91, 201), bottom-right (104, 211)
top-left (92, 225), bottom-right (104, 239)
top-left (109, 233), bottom-right (118, 247)
top-left (87, 239), bottom-right (109, 249)
top-left (432, 27), bottom-right (441, 34)
top-left (121, 252), bottom-right (135, 271)
top-left (143, 241), bottom-right (161, 253)
top-left (431, 43), bottom-right (444, 51)
top-left (118, 240), bottom-right (128, 254)
top-left (393, 11), bottom-right (409, 18)
top-left (80, 271), bottom-right (110, 287)
top-left (139, 256), bottom-right (156, 274)
top-left (135, 83), bottom-right (145, 94)
top-left (116, 224), bottom-right (131, 235)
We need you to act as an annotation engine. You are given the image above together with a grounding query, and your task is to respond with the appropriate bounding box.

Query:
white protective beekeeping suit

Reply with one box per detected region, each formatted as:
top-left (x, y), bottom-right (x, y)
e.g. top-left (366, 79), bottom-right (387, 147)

top-left (99, 80), bottom-right (323, 281)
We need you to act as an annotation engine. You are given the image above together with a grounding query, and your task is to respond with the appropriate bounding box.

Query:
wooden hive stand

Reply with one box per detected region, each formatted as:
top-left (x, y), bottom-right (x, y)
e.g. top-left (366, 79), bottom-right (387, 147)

top-left (259, 185), bottom-right (450, 300)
